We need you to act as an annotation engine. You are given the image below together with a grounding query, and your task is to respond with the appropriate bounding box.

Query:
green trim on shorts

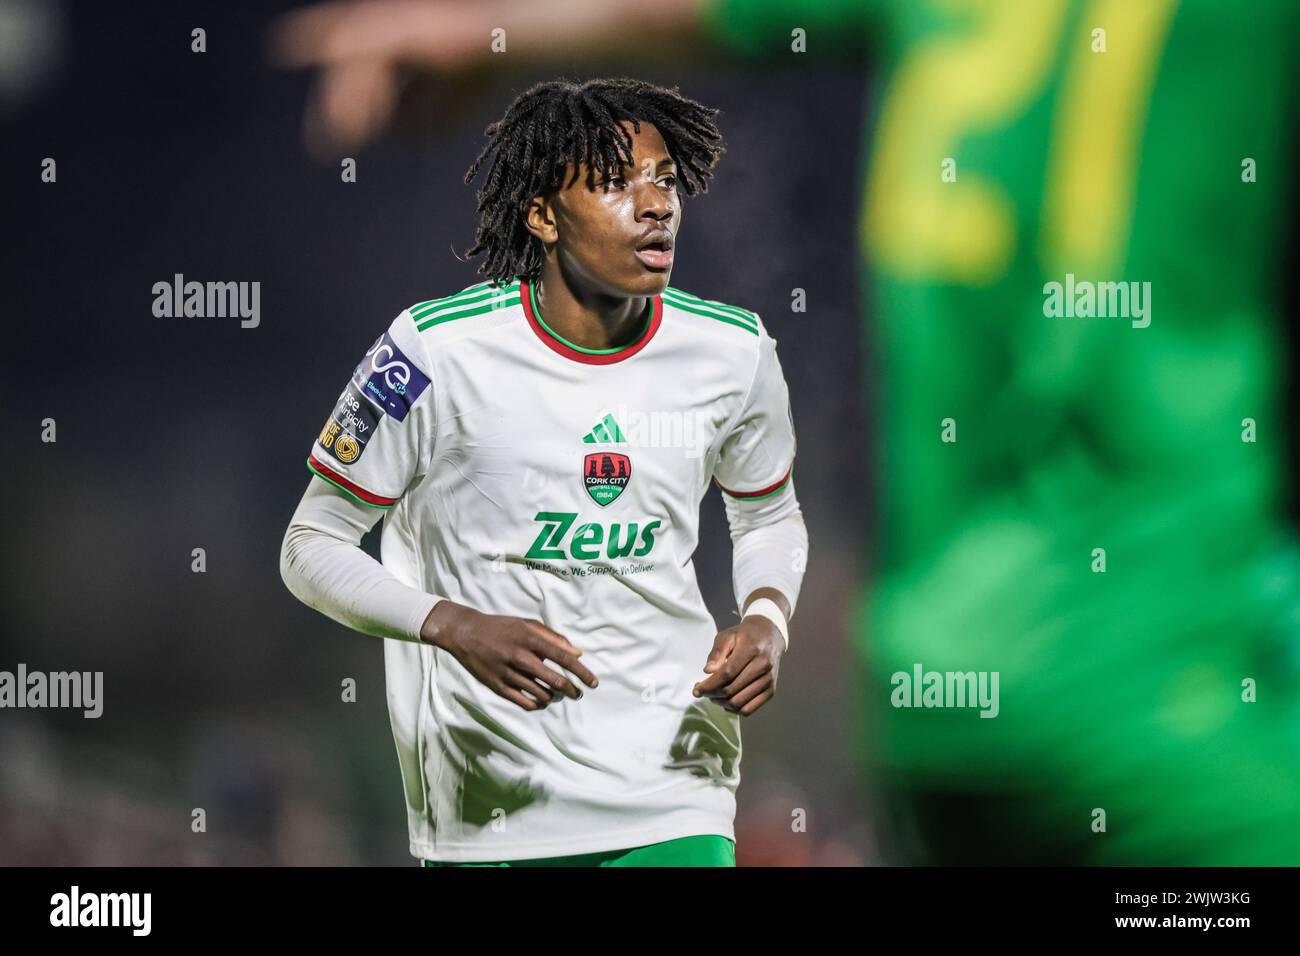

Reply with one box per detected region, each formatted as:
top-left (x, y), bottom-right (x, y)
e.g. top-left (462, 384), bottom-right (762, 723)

top-left (421, 834), bottom-right (736, 867)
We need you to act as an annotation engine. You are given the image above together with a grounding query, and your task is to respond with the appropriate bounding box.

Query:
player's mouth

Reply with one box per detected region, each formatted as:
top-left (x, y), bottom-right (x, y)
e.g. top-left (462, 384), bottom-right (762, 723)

top-left (634, 231), bottom-right (674, 270)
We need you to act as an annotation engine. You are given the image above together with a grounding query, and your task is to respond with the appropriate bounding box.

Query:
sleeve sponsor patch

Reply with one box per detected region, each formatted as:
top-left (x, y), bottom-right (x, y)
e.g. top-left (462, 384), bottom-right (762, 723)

top-left (316, 330), bottom-right (431, 466)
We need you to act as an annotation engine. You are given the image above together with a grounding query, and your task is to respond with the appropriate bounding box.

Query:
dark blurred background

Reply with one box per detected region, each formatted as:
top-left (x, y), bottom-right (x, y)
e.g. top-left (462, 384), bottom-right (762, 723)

top-left (1, 0), bottom-right (870, 864)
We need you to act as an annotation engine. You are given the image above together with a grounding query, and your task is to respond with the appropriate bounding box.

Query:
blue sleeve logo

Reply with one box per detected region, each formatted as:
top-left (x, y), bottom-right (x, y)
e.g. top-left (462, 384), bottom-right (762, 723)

top-left (352, 331), bottom-right (431, 422)
top-left (317, 331), bottom-right (431, 466)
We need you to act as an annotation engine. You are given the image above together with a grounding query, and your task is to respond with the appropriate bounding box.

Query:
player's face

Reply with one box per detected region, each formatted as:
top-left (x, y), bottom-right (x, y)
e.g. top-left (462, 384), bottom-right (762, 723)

top-left (546, 121), bottom-right (681, 297)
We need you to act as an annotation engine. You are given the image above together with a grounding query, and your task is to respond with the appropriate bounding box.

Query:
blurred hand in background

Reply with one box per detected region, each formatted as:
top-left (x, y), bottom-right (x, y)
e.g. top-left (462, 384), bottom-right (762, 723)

top-left (268, 0), bottom-right (706, 158)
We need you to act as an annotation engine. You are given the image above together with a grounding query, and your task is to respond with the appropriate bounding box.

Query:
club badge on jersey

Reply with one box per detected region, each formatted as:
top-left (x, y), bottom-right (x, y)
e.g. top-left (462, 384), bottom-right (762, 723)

top-left (583, 451), bottom-right (632, 506)
top-left (317, 330), bottom-right (430, 466)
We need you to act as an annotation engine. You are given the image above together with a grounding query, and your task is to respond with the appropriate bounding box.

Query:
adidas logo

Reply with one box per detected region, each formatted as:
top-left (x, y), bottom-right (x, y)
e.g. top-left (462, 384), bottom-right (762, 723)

top-left (581, 413), bottom-right (627, 444)
top-left (579, 405), bottom-right (713, 460)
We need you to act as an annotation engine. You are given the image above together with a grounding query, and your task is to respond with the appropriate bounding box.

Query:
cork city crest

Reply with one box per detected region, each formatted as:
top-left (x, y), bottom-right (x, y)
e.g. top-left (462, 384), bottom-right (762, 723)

top-left (583, 452), bottom-right (631, 506)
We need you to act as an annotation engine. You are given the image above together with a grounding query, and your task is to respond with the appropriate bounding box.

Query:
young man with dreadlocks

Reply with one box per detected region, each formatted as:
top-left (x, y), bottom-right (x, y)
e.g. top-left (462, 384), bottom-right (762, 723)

top-left (280, 77), bottom-right (807, 867)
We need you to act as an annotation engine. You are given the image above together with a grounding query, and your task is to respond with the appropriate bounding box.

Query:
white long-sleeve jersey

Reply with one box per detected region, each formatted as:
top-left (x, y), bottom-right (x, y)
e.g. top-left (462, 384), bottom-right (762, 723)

top-left (280, 278), bottom-right (807, 862)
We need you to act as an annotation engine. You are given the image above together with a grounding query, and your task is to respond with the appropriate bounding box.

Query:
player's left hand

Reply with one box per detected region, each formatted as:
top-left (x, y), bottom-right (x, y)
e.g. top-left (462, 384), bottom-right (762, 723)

top-left (692, 617), bottom-right (782, 716)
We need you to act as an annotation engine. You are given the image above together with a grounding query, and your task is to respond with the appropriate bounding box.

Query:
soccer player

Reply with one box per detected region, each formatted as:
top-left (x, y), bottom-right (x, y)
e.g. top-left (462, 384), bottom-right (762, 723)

top-left (275, 0), bottom-right (1300, 866)
top-left (279, 78), bottom-right (808, 867)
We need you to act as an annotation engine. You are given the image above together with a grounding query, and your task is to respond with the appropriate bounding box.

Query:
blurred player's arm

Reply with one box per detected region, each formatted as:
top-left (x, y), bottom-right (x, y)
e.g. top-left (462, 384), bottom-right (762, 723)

top-left (268, 0), bottom-right (871, 157)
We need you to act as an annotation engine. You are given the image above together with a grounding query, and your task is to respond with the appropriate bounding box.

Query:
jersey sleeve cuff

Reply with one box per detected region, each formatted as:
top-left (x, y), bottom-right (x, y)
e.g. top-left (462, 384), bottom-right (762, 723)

top-left (307, 454), bottom-right (399, 509)
top-left (716, 460), bottom-right (794, 500)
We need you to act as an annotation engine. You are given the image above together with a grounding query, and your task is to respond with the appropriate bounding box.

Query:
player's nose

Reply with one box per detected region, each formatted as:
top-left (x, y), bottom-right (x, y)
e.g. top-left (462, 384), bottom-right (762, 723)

top-left (634, 181), bottom-right (673, 222)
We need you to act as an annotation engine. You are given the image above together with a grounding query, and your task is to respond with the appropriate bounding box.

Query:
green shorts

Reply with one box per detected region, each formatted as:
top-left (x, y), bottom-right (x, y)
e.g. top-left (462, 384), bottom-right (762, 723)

top-left (422, 834), bottom-right (736, 867)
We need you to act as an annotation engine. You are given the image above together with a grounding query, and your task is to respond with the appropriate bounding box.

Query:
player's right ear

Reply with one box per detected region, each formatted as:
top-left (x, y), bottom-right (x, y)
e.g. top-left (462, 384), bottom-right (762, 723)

top-left (523, 194), bottom-right (558, 246)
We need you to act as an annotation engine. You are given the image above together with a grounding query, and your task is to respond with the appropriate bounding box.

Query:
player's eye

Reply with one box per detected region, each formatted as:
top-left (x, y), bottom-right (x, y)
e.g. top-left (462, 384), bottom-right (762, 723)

top-left (660, 175), bottom-right (678, 190)
top-left (603, 176), bottom-right (627, 190)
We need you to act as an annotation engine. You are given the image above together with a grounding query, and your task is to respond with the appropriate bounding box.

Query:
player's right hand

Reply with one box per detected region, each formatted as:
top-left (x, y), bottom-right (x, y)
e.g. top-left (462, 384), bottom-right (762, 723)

top-left (419, 601), bottom-right (598, 711)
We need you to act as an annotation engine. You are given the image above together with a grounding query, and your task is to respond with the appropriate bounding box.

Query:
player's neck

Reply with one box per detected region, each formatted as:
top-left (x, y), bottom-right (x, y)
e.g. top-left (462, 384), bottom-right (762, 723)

top-left (533, 268), bottom-right (650, 352)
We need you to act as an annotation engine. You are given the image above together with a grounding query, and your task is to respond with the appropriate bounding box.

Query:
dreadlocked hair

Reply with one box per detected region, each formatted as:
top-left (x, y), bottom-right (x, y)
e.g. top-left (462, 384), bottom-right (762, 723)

top-left (461, 77), bottom-right (726, 287)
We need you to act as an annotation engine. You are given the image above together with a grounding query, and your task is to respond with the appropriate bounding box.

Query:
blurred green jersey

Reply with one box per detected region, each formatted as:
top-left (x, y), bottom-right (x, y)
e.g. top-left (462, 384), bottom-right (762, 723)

top-left (703, 0), bottom-right (1300, 863)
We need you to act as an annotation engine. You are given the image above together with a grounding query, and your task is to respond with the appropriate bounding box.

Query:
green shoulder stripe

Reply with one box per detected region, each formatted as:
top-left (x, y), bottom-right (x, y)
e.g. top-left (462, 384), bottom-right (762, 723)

top-left (412, 279), bottom-right (521, 330)
top-left (409, 281), bottom-right (494, 316)
top-left (662, 287), bottom-right (760, 335)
